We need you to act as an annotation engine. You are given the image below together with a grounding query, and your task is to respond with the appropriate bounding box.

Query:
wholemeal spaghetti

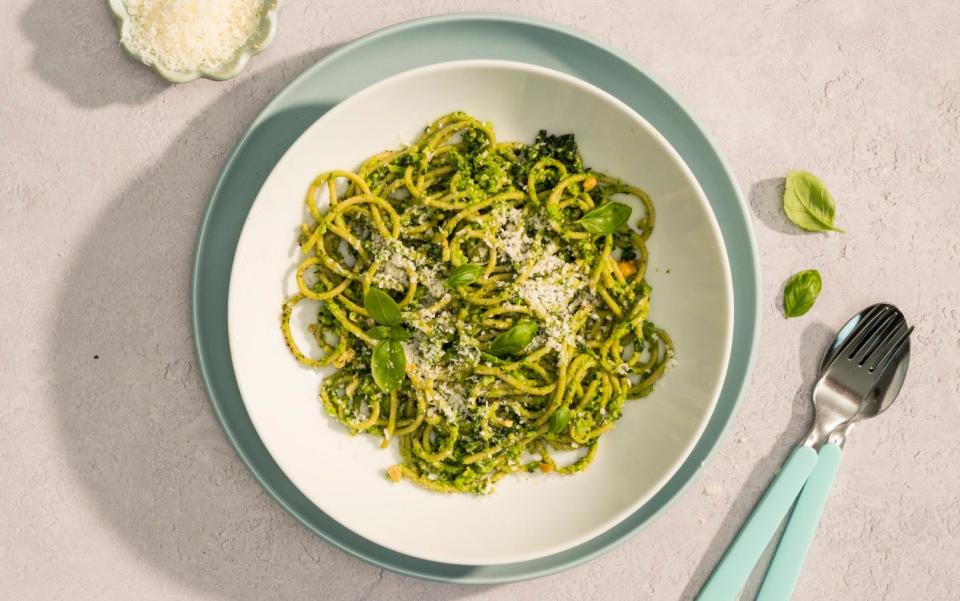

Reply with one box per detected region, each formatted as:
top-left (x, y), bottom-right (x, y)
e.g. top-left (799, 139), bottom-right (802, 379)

top-left (281, 112), bottom-right (673, 494)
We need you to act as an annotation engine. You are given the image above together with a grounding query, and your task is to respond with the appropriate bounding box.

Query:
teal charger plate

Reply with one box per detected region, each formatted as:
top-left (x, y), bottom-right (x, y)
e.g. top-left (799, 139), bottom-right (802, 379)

top-left (191, 13), bottom-right (760, 583)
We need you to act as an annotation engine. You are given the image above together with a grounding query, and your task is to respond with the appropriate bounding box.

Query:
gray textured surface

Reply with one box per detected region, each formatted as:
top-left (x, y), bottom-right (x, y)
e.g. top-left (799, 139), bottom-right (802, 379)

top-left (2, 1), bottom-right (959, 599)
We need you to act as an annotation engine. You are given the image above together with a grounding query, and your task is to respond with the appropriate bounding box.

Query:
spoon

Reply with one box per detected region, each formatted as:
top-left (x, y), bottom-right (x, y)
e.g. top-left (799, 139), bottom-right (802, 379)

top-left (696, 304), bottom-right (912, 601)
top-left (824, 305), bottom-right (911, 445)
top-left (756, 305), bottom-right (912, 601)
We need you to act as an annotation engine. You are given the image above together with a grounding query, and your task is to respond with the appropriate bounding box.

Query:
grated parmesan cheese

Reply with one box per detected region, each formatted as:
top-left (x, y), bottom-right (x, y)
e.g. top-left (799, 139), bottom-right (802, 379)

top-left (518, 277), bottom-right (580, 314)
top-left (435, 382), bottom-right (468, 417)
top-left (403, 333), bottom-right (445, 381)
top-left (530, 244), bottom-right (566, 277)
top-left (490, 206), bottom-right (532, 262)
top-left (371, 236), bottom-right (444, 299)
top-left (512, 242), bottom-right (591, 352)
top-left (124, 0), bottom-right (266, 73)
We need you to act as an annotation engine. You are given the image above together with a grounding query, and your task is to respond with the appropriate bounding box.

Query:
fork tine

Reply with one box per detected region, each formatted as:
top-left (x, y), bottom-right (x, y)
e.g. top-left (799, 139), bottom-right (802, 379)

top-left (855, 311), bottom-right (902, 366)
top-left (830, 304), bottom-right (888, 365)
top-left (843, 305), bottom-right (893, 362)
top-left (872, 325), bottom-right (913, 374)
top-left (867, 321), bottom-right (908, 371)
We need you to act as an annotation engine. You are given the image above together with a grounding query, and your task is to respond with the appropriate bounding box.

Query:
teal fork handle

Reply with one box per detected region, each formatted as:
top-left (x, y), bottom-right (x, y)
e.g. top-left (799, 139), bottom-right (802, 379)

top-left (695, 446), bottom-right (818, 601)
top-left (756, 443), bottom-right (843, 601)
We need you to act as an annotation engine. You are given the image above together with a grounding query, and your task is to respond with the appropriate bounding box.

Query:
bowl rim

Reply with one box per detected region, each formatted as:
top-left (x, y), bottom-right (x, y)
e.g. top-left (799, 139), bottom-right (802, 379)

top-left (226, 57), bottom-right (735, 565)
top-left (105, 0), bottom-right (281, 83)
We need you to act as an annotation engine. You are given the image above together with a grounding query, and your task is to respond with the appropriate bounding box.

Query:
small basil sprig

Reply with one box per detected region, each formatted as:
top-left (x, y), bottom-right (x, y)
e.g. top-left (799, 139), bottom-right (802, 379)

top-left (576, 201), bottom-right (632, 235)
top-left (548, 406), bottom-right (571, 434)
top-left (371, 339), bottom-right (406, 392)
top-left (783, 269), bottom-right (822, 318)
top-left (364, 287), bottom-right (402, 327)
top-left (367, 325), bottom-right (392, 339)
top-left (488, 319), bottom-right (538, 356)
top-left (446, 263), bottom-right (484, 288)
top-left (783, 171), bottom-right (844, 233)
top-left (363, 288), bottom-right (408, 391)
top-left (367, 325), bottom-right (409, 341)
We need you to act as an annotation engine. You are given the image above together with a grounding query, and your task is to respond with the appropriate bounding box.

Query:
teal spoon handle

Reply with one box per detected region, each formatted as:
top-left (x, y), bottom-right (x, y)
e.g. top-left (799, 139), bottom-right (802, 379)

top-left (755, 443), bottom-right (843, 601)
top-left (695, 446), bottom-right (819, 601)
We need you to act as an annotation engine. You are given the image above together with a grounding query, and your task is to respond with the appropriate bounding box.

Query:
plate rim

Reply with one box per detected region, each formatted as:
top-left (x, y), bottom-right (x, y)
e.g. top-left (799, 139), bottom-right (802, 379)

top-left (192, 12), bottom-right (760, 584)
top-left (225, 57), bottom-right (735, 565)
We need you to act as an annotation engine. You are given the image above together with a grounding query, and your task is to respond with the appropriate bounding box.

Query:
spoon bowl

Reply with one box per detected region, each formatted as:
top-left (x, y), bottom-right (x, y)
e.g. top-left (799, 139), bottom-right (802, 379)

top-left (803, 304), bottom-right (911, 447)
top-left (816, 303), bottom-right (912, 446)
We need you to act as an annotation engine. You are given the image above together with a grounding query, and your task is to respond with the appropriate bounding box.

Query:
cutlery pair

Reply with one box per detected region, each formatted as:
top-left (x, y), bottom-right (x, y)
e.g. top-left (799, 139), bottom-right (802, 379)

top-left (697, 304), bottom-right (913, 601)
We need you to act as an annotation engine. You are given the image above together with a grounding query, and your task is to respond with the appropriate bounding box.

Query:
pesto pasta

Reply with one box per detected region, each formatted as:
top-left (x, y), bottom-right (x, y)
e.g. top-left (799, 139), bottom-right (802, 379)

top-left (282, 112), bottom-right (673, 494)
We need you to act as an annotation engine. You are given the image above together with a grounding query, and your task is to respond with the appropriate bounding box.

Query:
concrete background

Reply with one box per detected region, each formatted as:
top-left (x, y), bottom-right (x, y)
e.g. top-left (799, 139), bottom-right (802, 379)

top-left (2, 1), bottom-right (958, 599)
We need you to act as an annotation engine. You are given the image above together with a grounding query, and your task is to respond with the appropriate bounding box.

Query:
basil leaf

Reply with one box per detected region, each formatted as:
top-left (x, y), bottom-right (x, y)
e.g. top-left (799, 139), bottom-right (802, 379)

top-left (367, 325), bottom-right (393, 340)
top-left (388, 327), bottom-right (410, 342)
top-left (371, 340), bottom-right (406, 392)
top-left (364, 287), bottom-right (402, 327)
top-left (549, 406), bottom-right (570, 434)
top-left (783, 269), bottom-right (822, 318)
top-left (370, 324), bottom-right (410, 341)
top-left (783, 171), bottom-right (844, 233)
top-left (488, 319), bottom-right (538, 356)
top-left (446, 263), bottom-right (484, 288)
top-left (576, 202), bottom-right (632, 235)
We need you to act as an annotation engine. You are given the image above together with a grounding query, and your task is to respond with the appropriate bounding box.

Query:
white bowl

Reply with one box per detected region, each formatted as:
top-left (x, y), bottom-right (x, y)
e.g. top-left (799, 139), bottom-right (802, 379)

top-left (228, 60), bottom-right (733, 565)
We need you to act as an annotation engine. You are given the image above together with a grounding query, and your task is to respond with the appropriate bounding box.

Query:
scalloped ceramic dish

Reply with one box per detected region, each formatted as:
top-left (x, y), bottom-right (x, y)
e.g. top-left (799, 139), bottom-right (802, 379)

top-left (107, 0), bottom-right (280, 83)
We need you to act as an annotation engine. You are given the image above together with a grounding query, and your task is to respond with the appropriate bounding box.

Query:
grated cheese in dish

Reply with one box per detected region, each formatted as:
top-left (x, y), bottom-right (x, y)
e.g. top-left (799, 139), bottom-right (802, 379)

top-left (124, 0), bottom-right (266, 73)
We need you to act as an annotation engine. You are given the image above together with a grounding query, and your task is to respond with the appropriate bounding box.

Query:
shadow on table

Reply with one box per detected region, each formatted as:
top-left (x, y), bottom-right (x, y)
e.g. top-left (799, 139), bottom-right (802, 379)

top-left (678, 321), bottom-right (834, 601)
top-left (45, 46), bottom-right (488, 600)
top-left (749, 178), bottom-right (801, 236)
top-left (20, 0), bottom-right (166, 107)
